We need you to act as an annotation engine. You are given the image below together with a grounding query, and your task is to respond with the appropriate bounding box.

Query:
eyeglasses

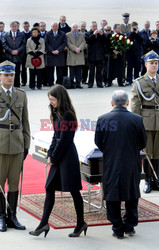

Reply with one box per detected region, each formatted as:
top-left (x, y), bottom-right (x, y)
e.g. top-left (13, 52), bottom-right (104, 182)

top-left (106, 30), bottom-right (111, 32)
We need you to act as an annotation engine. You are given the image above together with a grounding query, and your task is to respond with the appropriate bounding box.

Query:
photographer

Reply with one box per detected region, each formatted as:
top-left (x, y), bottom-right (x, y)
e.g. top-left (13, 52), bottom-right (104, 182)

top-left (147, 30), bottom-right (159, 55)
top-left (126, 22), bottom-right (143, 85)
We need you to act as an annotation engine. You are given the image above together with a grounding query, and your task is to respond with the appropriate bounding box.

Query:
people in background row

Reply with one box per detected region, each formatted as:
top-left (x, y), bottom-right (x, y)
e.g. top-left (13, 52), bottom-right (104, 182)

top-left (66, 23), bottom-right (86, 89)
top-left (3, 21), bottom-right (26, 87)
top-left (26, 27), bottom-right (45, 90)
top-left (45, 22), bottom-right (66, 86)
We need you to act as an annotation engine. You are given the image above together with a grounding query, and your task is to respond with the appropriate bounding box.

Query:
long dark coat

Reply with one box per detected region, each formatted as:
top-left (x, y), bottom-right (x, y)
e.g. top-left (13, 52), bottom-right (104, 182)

top-left (2, 31), bottom-right (26, 63)
top-left (85, 30), bottom-right (106, 62)
top-left (46, 112), bottom-right (82, 192)
top-left (95, 107), bottom-right (147, 201)
top-left (45, 30), bottom-right (66, 67)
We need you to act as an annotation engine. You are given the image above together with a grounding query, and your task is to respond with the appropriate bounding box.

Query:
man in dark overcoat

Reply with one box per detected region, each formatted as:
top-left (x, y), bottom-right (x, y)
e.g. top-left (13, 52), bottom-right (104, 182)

top-left (95, 90), bottom-right (146, 239)
top-left (85, 21), bottom-right (106, 88)
top-left (45, 22), bottom-right (66, 86)
top-left (2, 21), bottom-right (26, 87)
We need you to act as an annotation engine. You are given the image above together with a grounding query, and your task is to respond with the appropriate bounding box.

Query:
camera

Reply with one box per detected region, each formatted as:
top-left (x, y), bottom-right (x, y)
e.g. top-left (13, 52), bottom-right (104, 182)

top-left (133, 27), bottom-right (137, 32)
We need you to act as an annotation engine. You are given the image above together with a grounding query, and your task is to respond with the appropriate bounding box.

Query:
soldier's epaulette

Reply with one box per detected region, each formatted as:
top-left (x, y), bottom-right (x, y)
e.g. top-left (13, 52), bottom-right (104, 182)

top-left (135, 76), bottom-right (145, 83)
top-left (15, 87), bottom-right (25, 93)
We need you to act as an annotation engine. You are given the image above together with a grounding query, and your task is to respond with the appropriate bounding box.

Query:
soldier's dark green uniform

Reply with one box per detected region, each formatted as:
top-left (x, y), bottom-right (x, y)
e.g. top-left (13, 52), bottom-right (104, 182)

top-left (0, 61), bottom-right (30, 232)
top-left (131, 50), bottom-right (159, 193)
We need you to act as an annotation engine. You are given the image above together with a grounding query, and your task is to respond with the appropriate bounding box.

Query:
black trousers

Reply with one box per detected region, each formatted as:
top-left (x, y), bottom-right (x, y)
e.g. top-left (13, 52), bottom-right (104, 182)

top-left (69, 66), bottom-right (82, 87)
top-left (29, 68), bottom-right (42, 89)
top-left (88, 61), bottom-right (103, 87)
top-left (47, 66), bottom-right (63, 86)
top-left (82, 64), bottom-right (89, 83)
top-left (126, 54), bottom-right (141, 83)
top-left (21, 56), bottom-right (27, 85)
top-left (106, 199), bottom-right (138, 236)
top-left (14, 63), bottom-right (21, 87)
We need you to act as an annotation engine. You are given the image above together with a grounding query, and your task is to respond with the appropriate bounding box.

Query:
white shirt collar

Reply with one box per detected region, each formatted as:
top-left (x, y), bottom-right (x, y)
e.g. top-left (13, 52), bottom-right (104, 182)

top-left (11, 31), bottom-right (17, 37)
top-left (1, 85), bottom-right (13, 95)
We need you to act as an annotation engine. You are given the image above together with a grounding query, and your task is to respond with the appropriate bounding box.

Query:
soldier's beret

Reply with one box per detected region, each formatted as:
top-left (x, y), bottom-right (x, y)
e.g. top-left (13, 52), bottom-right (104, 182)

top-left (0, 60), bottom-right (15, 74)
top-left (142, 50), bottom-right (159, 62)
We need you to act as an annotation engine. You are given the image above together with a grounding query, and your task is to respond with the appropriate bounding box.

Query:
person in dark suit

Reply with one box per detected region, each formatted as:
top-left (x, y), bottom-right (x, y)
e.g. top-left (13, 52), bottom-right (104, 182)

top-left (140, 21), bottom-right (151, 75)
top-left (21, 21), bottom-right (31, 86)
top-left (85, 21), bottom-right (106, 88)
top-left (29, 84), bottom-right (87, 238)
top-left (95, 90), bottom-right (146, 239)
top-left (125, 22), bottom-right (143, 86)
top-left (39, 22), bottom-right (47, 86)
top-left (45, 22), bottom-right (66, 86)
top-left (58, 16), bottom-right (71, 77)
top-left (0, 39), bottom-right (3, 62)
top-left (3, 21), bottom-right (26, 87)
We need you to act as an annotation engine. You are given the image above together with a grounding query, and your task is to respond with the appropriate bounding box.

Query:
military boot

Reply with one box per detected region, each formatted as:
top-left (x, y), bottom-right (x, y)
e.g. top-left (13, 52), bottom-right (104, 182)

top-left (143, 159), bottom-right (152, 193)
top-left (151, 160), bottom-right (159, 190)
top-left (7, 191), bottom-right (26, 230)
top-left (0, 193), bottom-right (7, 232)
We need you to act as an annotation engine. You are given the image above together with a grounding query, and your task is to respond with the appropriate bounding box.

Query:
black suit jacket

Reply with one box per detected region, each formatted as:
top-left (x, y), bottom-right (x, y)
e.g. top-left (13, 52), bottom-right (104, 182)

top-left (95, 107), bottom-right (147, 201)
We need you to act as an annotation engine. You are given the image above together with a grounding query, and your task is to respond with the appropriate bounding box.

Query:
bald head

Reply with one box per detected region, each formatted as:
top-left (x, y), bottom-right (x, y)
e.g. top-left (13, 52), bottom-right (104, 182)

top-left (51, 22), bottom-right (59, 31)
top-left (111, 90), bottom-right (129, 107)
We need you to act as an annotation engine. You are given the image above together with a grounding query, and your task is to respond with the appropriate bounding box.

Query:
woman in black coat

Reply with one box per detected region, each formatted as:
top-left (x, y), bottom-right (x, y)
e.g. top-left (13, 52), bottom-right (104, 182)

top-left (29, 84), bottom-right (87, 238)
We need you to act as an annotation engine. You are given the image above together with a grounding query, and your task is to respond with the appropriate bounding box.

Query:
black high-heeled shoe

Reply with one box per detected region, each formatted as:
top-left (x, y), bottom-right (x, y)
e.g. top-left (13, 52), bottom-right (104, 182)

top-left (68, 222), bottom-right (88, 237)
top-left (29, 224), bottom-right (50, 238)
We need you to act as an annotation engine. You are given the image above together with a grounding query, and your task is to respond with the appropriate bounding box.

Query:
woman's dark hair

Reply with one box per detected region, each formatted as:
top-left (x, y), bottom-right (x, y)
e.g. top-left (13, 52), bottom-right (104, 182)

top-left (31, 27), bottom-right (40, 34)
top-left (48, 84), bottom-right (77, 125)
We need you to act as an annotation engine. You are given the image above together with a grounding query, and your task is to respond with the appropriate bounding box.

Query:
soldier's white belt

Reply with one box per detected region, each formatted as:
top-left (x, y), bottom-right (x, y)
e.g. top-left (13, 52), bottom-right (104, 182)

top-left (0, 123), bottom-right (22, 131)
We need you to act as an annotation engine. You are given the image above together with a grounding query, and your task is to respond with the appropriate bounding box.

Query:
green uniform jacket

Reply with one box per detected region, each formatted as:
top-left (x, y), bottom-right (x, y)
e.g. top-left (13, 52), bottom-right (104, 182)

top-left (131, 73), bottom-right (159, 131)
top-left (0, 86), bottom-right (30, 154)
top-left (120, 23), bottom-right (131, 35)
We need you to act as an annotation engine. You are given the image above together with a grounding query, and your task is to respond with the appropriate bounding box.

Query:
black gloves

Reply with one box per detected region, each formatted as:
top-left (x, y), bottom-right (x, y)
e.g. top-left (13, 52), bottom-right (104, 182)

top-left (28, 51), bottom-right (35, 56)
top-left (34, 51), bottom-right (43, 58)
top-left (24, 148), bottom-right (29, 160)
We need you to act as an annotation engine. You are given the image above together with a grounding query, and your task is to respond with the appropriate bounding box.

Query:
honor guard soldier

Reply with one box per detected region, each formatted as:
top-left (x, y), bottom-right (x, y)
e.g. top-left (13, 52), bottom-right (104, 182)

top-left (131, 50), bottom-right (159, 193)
top-left (0, 60), bottom-right (30, 232)
top-left (121, 13), bottom-right (131, 35)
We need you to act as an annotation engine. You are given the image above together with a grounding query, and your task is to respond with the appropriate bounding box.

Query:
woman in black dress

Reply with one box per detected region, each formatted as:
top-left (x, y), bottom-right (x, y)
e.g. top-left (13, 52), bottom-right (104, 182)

top-left (29, 84), bottom-right (87, 238)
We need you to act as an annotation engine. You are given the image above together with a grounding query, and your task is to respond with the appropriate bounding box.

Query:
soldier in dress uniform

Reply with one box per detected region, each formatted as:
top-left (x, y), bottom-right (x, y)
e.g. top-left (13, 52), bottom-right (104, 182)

top-left (131, 50), bottom-right (159, 193)
top-left (121, 13), bottom-right (131, 35)
top-left (0, 60), bottom-right (30, 232)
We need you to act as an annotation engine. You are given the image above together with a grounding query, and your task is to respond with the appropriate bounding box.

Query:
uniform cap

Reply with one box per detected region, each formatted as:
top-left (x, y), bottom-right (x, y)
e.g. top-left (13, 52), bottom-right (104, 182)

top-left (142, 50), bottom-right (159, 62)
top-left (122, 13), bottom-right (130, 18)
top-left (0, 60), bottom-right (15, 74)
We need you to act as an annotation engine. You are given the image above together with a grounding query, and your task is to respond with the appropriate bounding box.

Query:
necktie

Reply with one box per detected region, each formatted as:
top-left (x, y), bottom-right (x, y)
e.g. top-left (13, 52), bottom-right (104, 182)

top-left (54, 32), bottom-right (57, 37)
top-left (13, 32), bottom-right (15, 44)
top-left (6, 90), bottom-right (11, 103)
top-left (152, 78), bottom-right (156, 84)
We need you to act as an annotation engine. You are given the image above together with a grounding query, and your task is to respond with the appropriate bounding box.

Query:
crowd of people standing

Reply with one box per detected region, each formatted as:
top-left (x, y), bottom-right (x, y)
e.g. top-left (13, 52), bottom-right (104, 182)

top-left (0, 13), bottom-right (159, 89)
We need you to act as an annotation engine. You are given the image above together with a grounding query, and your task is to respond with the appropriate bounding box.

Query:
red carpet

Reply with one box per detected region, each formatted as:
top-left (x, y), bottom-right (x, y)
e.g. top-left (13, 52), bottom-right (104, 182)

top-left (17, 154), bottom-right (99, 194)
top-left (21, 193), bottom-right (159, 229)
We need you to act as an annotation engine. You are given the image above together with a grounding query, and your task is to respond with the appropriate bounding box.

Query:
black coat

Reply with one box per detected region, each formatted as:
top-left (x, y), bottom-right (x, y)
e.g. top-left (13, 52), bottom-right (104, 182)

top-left (85, 30), bottom-right (106, 62)
top-left (0, 40), bottom-right (3, 62)
top-left (3, 31), bottom-right (26, 63)
top-left (46, 112), bottom-right (82, 192)
top-left (95, 107), bottom-right (147, 201)
top-left (58, 23), bottom-right (71, 34)
top-left (126, 32), bottom-right (143, 56)
top-left (45, 30), bottom-right (66, 67)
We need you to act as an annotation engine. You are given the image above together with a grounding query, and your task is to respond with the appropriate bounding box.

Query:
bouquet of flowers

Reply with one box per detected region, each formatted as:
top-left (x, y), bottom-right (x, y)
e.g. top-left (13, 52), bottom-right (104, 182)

top-left (110, 33), bottom-right (133, 58)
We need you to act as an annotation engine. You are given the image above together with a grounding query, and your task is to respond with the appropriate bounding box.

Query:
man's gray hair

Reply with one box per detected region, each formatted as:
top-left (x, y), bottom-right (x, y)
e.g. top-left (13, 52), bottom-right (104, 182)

top-left (112, 90), bottom-right (128, 107)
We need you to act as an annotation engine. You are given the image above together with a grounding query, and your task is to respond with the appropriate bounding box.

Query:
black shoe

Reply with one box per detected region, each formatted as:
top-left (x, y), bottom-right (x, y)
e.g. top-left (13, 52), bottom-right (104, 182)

top-left (125, 82), bottom-right (132, 86)
top-left (88, 85), bottom-right (93, 88)
top-left (76, 85), bottom-right (83, 89)
top-left (37, 87), bottom-right (42, 90)
top-left (0, 214), bottom-right (7, 232)
top-left (7, 213), bottom-right (26, 230)
top-left (21, 82), bottom-right (26, 86)
top-left (125, 229), bottom-right (135, 236)
top-left (30, 87), bottom-right (35, 90)
top-left (112, 232), bottom-right (124, 239)
top-left (97, 85), bottom-right (103, 88)
top-left (143, 179), bottom-right (151, 193)
top-left (68, 222), bottom-right (88, 237)
top-left (29, 224), bottom-right (50, 237)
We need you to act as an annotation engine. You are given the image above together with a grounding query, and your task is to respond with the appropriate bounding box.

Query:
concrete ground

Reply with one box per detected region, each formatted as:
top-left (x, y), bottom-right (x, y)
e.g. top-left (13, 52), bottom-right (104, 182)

top-left (1, 81), bottom-right (159, 250)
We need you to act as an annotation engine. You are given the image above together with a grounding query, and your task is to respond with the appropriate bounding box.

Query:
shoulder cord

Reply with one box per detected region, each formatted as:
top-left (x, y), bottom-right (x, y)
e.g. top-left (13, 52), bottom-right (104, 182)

top-left (0, 96), bottom-right (21, 122)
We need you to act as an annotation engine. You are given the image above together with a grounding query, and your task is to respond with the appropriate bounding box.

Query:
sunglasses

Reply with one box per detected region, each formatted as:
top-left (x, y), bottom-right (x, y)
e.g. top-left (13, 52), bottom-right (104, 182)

top-left (106, 30), bottom-right (111, 31)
